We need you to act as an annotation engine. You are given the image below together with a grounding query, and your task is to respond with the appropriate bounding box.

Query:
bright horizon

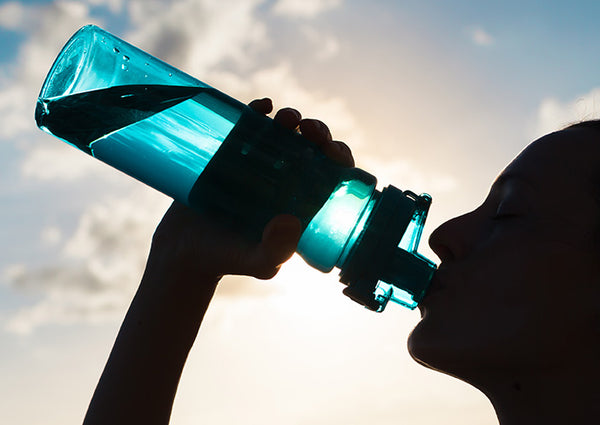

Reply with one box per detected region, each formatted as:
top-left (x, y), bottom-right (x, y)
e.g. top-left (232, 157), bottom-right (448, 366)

top-left (2, 1), bottom-right (600, 424)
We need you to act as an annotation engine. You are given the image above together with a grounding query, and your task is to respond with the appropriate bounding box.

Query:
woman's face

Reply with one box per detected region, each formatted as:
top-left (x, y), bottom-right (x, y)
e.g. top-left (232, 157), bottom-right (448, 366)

top-left (408, 127), bottom-right (600, 378)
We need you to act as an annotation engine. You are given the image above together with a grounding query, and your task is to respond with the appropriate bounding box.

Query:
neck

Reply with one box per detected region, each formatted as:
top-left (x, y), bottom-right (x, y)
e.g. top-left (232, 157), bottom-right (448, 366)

top-left (467, 364), bottom-right (600, 425)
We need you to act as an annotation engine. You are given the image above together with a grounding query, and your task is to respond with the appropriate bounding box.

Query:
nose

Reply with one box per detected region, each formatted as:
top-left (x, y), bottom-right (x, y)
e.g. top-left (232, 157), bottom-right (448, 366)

top-left (428, 212), bottom-right (475, 262)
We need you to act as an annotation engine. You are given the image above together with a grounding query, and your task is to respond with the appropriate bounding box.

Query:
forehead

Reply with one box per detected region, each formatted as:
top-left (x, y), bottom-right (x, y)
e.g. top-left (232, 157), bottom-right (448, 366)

top-left (501, 128), bottom-right (600, 190)
top-left (497, 128), bottom-right (600, 244)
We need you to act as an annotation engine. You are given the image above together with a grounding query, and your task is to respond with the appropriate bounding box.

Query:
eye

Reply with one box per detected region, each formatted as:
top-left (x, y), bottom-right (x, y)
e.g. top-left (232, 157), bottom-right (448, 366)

top-left (492, 199), bottom-right (521, 220)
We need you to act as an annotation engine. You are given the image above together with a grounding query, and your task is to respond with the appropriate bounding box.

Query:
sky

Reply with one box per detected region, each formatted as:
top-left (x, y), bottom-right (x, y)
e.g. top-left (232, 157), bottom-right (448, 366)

top-left (1, 0), bottom-right (600, 424)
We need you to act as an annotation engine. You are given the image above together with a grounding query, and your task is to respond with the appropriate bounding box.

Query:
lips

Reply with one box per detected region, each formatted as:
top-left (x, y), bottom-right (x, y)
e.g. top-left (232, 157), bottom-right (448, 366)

top-left (418, 269), bottom-right (447, 311)
top-left (427, 270), bottom-right (446, 294)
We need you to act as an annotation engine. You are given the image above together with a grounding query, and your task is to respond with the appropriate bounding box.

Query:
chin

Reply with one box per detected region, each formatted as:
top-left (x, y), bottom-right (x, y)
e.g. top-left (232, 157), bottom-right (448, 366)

top-left (407, 318), bottom-right (468, 376)
top-left (409, 319), bottom-right (511, 388)
top-left (407, 320), bottom-right (439, 369)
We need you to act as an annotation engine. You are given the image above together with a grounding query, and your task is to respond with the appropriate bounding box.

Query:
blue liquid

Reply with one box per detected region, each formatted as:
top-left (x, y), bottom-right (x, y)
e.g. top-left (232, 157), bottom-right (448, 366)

top-left (36, 85), bottom-right (240, 203)
top-left (91, 92), bottom-right (236, 202)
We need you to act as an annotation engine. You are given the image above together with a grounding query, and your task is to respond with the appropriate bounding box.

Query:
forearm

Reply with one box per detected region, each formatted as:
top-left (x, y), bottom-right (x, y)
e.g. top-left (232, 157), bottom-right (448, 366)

top-left (83, 259), bottom-right (220, 425)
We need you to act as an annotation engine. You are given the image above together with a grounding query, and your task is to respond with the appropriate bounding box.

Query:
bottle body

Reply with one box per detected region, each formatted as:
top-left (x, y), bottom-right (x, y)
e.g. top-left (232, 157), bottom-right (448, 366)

top-left (35, 25), bottom-right (436, 312)
top-left (36, 80), bottom-right (376, 273)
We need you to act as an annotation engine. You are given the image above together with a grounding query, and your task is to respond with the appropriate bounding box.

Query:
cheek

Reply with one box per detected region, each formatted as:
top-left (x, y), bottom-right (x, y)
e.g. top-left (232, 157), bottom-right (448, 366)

top-left (409, 239), bottom-right (599, 371)
top-left (408, 240), bottom-right (563, 367)
top-left (408, 297), bottom-right (523, 371)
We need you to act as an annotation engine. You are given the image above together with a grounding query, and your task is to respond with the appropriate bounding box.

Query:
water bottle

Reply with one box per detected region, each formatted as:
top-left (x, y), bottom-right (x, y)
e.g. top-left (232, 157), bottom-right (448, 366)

top-left (35, 24), bottom-right (436, 312)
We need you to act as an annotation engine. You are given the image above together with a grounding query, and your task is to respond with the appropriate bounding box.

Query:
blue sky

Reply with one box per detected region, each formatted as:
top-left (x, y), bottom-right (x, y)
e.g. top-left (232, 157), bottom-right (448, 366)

top-left (1, 1), bottom-right (600, 424)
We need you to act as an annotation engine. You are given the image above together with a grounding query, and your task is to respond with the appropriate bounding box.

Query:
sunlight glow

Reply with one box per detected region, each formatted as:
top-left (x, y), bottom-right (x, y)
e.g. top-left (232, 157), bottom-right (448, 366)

top-left (297, 178), bottom-right (375, 272)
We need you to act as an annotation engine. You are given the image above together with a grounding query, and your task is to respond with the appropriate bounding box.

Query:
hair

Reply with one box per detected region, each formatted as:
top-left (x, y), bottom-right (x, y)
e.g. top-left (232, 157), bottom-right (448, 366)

top-left (563, 120), bottom-right (600, 237)
top-left (565, 119), bottom-right (600, 131)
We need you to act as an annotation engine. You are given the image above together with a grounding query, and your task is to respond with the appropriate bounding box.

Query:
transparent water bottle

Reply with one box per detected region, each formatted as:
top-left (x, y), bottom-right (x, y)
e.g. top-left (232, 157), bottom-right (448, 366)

top-left (35, 25), bottom-right (436, 312)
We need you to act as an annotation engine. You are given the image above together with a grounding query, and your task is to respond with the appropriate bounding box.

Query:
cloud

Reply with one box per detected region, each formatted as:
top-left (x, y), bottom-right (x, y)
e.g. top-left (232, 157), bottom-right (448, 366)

top-left (0, 1), bottom-right (98, 145)
top-left (533, 87), bottom-right (600, 138)
top-left (360, 156), bottom-right (457, 195)
top-left (301, 26), bottom-right (340, 60)
top-left (0, 1), bottom-right (30, 31)
top-left (208, 63), bottom-right (362, 146)
top-left (4, 189), bottom-right (169, 334)
top-left (83, 0), bottom-right (124, 14)
top-left (125, 0), bottom-right (268, 76)
top-left (467, 26), bottom-right (494, 47)
top-left (5, 277), bottom-right (127, 334)
top-left (21, 143), bottom-right (110, 181)
top-left (41, 226), bottom-right (63, 246)
top-left (0, 1), bottom-right (90, 33)
top-left (272, 0), bottom-right (343, 18)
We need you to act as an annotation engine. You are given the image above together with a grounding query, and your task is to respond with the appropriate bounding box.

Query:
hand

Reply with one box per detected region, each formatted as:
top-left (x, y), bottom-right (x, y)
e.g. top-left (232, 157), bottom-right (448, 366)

top-left (147, 98), bottom-right (355, 285)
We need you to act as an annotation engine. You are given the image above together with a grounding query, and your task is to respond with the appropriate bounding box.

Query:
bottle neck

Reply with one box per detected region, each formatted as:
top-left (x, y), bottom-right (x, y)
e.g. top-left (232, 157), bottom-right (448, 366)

top-left (338, 186), bottom-right (436, 311)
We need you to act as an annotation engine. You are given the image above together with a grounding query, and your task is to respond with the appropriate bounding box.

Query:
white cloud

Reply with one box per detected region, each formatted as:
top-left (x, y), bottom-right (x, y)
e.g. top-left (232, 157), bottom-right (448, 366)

top-left (5, 282), bottom-right (127, 334)
top-left (272, 0), bottom-right (343, 18)
top-left (3, 263), bottom-right (26, 281)
top-left (301, 26), bottom-right (340, 60)
top-left (41, 226), bottom-right (63, 246)
top-left (0, 0), bottom-right (117, 32)
top-left (533, 87), bottom-right (600, 138)
top-left (21, 143), bottom-right (108, 181)
top-left (0, 1), bottom-right (98, 146)
top-left (125, 0), bottom-right (268, 76)
top-left (360, 156), bottom-right (457, 195)
top-left (82, 0), bottom-right (124, 14)
top-left (467, 26), bottom-right (494, 47)
top-left (0, 85), bottom-right (33, 141)
top-left (0, 1), bottom-right (29, 30)
top-left (4, 188), bottom-right (169, 334)
top-left (208, 63), bottom-right (362, 146)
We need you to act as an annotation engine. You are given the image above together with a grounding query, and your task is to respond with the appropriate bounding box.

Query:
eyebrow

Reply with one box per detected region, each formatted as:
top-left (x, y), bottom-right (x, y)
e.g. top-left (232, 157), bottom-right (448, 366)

top-left (491, 173), bottom-right (534, 192)
top-left (493, 173), bottom-right (528, 186)
top-left (493, 174), bottom-right (515, 187)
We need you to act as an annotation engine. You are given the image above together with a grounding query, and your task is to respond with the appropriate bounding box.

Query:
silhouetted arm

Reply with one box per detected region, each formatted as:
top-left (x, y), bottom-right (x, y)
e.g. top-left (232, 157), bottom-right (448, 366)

top-left (83, 256), bottom-right (219, 425)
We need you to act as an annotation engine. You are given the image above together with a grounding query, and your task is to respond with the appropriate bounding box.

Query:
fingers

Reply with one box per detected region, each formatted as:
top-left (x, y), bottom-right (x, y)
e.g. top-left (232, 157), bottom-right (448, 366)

top-left (321, 140), bottom-right (355, 167)
top-left (297, 120), bottom-right (352, 167)
top-left (299, 119), bottom-right (332, 145)
top-left (274, 107), bottom-right (302, 130)
top-left (251, 99), bottom-right (355, 167)
top-left (249, 98), bottom-right (273, 115)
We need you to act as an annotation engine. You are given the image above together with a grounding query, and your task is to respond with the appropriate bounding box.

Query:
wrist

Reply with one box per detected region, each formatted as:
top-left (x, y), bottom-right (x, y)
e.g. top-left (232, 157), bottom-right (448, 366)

top-left (139, 247), bottom-right (223, 324)
top-left (145, 240), bottom-right (223, 283)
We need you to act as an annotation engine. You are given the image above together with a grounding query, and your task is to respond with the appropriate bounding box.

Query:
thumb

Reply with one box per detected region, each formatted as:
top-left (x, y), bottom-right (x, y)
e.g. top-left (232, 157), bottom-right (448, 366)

top-left (243, 215), bottom-right (302, 280)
